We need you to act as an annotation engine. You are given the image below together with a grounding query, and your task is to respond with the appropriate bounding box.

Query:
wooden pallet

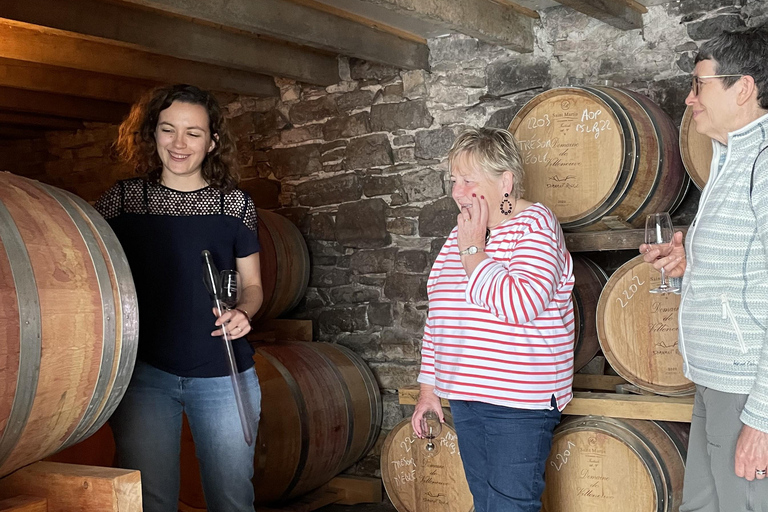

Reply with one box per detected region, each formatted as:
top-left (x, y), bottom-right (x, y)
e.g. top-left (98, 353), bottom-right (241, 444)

top-left (398, 374), bottom-right (694, 422)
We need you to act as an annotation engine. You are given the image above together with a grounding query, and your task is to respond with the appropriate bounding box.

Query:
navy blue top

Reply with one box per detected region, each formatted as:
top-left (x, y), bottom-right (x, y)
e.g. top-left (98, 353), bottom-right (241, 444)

top-left (96, 178), bottom-right (260, 377)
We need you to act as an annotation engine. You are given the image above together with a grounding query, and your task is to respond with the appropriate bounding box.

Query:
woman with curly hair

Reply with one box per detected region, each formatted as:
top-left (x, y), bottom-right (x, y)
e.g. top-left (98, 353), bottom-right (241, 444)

top-left (95, 84), bottom-right (263, 512)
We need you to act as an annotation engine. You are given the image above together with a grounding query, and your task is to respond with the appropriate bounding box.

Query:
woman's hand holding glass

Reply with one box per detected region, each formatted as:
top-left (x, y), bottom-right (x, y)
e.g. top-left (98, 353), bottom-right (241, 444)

top-left (411, 385), bottom-right (445, 439)
top-left (639, 213), bottom-right (686, 293)
top-left (211, 270), bottom-right (251, 339)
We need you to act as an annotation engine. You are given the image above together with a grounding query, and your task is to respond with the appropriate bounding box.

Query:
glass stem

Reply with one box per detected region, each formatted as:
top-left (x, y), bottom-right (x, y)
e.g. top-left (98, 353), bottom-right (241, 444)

top-left (660, 267), bottom-right (667, 287)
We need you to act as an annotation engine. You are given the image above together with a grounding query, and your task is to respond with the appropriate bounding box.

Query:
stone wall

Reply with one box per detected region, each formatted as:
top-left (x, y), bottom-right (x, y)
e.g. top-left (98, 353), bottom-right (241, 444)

top-left (2, 0), bottom-right (767, 476)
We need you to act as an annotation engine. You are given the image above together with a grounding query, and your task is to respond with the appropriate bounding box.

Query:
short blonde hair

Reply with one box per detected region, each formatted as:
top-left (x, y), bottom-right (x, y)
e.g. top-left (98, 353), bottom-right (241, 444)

top-left (448, 127), bottom-right (525, 199)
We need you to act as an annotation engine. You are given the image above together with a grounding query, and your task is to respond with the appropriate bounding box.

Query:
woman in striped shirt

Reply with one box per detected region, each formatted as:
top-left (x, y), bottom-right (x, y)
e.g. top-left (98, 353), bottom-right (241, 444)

top-left (411, 127), bottom-right (574, 512)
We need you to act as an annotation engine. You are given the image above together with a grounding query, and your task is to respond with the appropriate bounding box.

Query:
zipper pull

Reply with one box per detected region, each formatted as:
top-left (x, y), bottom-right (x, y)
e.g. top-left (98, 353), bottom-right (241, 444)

top-left (721, 295), bottom-right (728, 320)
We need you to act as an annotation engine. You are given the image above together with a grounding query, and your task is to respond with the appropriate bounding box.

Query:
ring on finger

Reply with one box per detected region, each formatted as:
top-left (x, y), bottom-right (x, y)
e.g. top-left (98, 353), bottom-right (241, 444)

top-left (756, 469), bottom-right (766, 476)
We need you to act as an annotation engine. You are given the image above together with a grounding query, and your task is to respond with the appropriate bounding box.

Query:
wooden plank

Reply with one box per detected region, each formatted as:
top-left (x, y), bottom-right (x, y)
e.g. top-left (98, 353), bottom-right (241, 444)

top-left (0, 462), bottom-right (141, 512)
top-left (572, 373), bottom-right (627, 391)
top-left (489, 0), bottom-right (541, 18)
top-left (0, 58), bottom-right (154, 104)
top-left (563, 392), bottom-right (693, 422)
top-left (0, 496), bottom-right (47, 512)
top-left (397, 388), bottom-right (693, 422)
top-left (0, 20), bottom-right (277, 97)
top-left (327, 475), bottom-right (382, 506)
top-left (117, 0), bottom-right (430, 70)
top-left (0, 127), bottom-right (48, 140)
top-left (310, 0), bottom-right (533, 52)
top-left (291, 0), bottom-right (427, 44)
top-left (565, 226), bottom-right (688, 252)
top-left (0, 111), bottom-right (83, 131)
top-left (552, 0), bottom-right (644, 30)
top-left (0, 0), bottom-right (339, 86)
top-left (0, 87), bottom-right (128, 123)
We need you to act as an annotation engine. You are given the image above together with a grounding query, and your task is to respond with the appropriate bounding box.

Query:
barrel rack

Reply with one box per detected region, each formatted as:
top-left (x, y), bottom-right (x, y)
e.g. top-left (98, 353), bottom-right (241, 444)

top-left (399, 227), bottom-right (695, 423)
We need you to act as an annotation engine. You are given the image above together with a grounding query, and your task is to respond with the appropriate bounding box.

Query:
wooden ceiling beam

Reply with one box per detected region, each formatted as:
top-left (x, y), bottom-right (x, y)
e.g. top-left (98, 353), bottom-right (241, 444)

top-left (0, 111), bottom-right (84, 131)
top-left (0, 87), bottom-right (129, 123)
top-left (315, 0), bottom-right (534, 52)
top-left (0, 0), bottom-right (339, 86)
top-left (551, 0), bottom-right (644, 30)
top-left (0, 20), bottom-right (278, 97)
top-left (0, 126), bottom-right (48, 139)
top-left (0, 58), bottom-right (154, 104)
top-left (114, 0), bottom-right (430, 70)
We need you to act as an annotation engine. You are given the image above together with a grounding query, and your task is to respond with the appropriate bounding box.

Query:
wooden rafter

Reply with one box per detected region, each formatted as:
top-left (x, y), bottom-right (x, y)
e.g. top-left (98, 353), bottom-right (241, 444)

top-left (0, 87), bottom-right (129, 123)
top-left (0, 20), bottom-right (278, 97)
top-left (0, 0), bottom-right (339, 86)
top-left (0, 58), bottom-right (154, 103)
top-left (114, 0), bottom-right (430, 70)
top-left (551, 0), bottom-right (644, 30)
top-left (0, 111), bottom-right (84, 131)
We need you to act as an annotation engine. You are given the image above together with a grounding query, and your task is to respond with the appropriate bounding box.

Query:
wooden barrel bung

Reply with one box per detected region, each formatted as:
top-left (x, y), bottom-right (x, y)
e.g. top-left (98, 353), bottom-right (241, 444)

top-left (680, 105), bottom-right (713, 190)
top-left (509, 87), bottom-right (688, 231)
top-left (254, 208), bottom-right (310, 321)
top-left (381, 416), bottom-right (473, 512)
top-left (572, 256), bottom-right (608, 372)
top-left (177, 341), bottom-right (382, 508)
top-left (0, 172), bottom-right (138, 478)
top-left (596, 255), bottom-right (694, 396)
top-left (542, 416), bottom-right (687, 512)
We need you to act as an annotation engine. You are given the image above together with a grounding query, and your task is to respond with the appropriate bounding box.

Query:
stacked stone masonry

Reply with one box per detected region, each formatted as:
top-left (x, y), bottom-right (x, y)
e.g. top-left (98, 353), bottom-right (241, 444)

top-left (2, 0), bottom-right (767, 477)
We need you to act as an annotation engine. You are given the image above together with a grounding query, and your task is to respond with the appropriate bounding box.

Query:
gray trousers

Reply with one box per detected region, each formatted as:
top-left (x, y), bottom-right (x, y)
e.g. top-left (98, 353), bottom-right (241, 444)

top-left (681, 385), bottom-right (768, 512)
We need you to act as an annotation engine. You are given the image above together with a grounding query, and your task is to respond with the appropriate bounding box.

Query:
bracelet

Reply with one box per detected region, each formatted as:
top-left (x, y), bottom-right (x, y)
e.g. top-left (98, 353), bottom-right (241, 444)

top-left (235, 307), bottom-right (251, 322)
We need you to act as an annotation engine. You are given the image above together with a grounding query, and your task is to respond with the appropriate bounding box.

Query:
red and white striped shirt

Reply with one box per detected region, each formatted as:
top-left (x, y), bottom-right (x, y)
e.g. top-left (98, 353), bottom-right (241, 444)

top-left (417, 203), bottom-right (575, 411)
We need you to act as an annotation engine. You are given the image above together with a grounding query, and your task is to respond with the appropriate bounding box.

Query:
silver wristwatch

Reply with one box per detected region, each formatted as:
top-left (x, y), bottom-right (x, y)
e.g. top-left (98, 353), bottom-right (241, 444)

top-left (459, 246), bottom-right (479, 256)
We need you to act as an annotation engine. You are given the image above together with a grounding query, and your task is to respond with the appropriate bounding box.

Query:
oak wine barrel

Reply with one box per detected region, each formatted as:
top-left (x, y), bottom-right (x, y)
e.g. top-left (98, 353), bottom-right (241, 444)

top-left (541, 416), bottom-right (688, 512)
top-left (0, 172), bottom-right (138, 477)
top-left (254, 208), bottom-right (310, 321)
top-left (596, 255), bottom-right (694, 396)
top-left (509, 86), bottom-right (689, 231)
top-left (680, 105), bottom-right (713, 190)
top-left (572, 256), bottom-right (608, 372)
top-left (381, 415), bottom-right (473, 512)
top-left (178, 341), bottom-right (382, 508)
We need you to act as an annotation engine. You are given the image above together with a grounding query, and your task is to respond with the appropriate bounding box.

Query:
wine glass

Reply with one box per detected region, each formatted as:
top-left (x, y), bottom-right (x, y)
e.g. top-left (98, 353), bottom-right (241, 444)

top-left (420, 410), bottom-right (442, 454)
top-left (220, 270), bottom-right (240, 310)
top-left (644, 213), bottom-right (679, 294)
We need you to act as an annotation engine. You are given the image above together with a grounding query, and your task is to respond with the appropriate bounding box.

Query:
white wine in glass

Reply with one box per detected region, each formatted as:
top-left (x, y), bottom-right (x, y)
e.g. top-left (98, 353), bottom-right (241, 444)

top-left (644, 213), bottom-right (679, 294)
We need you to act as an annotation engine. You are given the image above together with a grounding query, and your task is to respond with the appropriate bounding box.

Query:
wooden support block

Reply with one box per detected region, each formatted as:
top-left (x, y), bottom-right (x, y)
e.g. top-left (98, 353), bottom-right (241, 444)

top-left (0, 462), bottom-right (141, 512)
top-left (572, 373), bottom-right (627, 392)
top-left (397, 387), bottom-right (693, 422)
top-left (327, 475), bottom-right (382, 505)
top-left (249, 319), bottom-right (313, 342)
top-left (0, 496), bottom-right (47, 512)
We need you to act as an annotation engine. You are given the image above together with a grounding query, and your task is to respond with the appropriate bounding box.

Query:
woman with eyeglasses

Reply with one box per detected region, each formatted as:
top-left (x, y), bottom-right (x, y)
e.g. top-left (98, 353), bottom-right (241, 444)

top-left (640, 26), bottom-right (768, 511)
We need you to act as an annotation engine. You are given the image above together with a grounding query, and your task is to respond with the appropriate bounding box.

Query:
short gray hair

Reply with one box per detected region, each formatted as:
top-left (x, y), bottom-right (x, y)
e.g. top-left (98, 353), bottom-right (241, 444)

top-left (448, 127), bottom-right (525, 199)
top-left (696, 25), bottom-right (768, 110)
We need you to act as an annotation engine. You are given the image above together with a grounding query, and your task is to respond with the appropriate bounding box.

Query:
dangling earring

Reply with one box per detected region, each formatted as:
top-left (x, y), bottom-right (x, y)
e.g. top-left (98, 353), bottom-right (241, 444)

top-left (500, 192), bottom-right (514, 215)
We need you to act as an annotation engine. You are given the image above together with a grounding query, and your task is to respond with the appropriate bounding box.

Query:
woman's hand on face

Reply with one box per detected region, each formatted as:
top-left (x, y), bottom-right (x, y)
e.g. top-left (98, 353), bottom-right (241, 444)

top-left (639, 230), bottom-right (687, 278)
top-left (411, 391), bottom-right (445, 438)
top-left (211, 307), bottom-right (252, 339)
top-left (457, 193), bottom-right (489, 253)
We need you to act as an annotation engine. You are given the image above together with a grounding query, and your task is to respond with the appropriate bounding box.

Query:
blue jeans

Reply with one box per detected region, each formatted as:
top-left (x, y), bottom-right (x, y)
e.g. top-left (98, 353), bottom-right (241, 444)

top-left (110, 360), bottom-right (261, 512)
top-left (449, 399), bottom-right (561, 512)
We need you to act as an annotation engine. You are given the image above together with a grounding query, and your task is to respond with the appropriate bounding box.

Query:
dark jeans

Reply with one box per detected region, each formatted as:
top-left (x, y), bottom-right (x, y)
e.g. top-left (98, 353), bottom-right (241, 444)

top-left (110, 360), bottom-right (261, 512)
top-left (450, 398), bottom-right (561, 512)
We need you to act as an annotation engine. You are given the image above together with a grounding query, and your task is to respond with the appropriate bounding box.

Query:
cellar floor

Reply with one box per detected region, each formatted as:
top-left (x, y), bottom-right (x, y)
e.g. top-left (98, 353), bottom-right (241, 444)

top-left (317, 499), bottom-right (397, 512)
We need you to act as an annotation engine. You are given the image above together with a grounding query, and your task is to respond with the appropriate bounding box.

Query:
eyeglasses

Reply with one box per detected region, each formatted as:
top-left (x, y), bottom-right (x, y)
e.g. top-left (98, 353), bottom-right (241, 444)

top-left (691, 74), bottom-right (743, 96)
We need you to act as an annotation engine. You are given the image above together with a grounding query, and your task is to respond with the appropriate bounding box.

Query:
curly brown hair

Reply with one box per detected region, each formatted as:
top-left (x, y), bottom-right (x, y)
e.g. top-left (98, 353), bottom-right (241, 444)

top-left (116, 84), bottom-right (239, 191)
